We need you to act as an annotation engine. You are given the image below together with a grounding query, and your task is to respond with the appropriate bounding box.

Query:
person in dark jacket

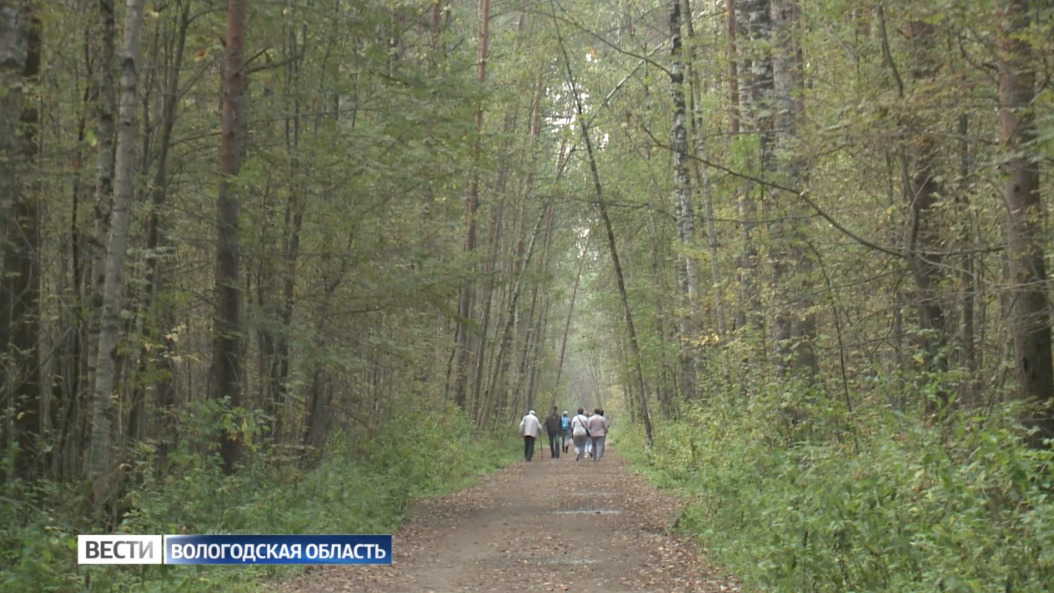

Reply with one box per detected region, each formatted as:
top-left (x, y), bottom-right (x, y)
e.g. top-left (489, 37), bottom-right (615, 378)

top-left (544, 406), bottom-right (562, 458)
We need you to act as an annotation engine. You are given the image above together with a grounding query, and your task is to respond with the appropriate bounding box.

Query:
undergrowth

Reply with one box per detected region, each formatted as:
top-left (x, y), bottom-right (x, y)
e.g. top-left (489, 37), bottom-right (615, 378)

top-left (1, 401), bottom-right (517, 592)
top-left (623, 385), bottom-right (1054, 593)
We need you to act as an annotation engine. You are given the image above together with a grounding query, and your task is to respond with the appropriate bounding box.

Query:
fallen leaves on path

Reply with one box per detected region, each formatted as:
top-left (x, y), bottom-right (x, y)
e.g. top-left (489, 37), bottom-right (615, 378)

top-left (279, 449), bottom-right (739, 593)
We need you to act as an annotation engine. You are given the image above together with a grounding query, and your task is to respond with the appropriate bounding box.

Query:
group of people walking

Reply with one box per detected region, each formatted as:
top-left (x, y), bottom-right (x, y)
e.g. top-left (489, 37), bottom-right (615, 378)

top-left (518, 406), bottom-right (608, 462)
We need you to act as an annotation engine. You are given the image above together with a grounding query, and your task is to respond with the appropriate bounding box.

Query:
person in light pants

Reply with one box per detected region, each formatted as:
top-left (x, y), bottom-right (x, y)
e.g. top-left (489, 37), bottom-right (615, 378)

top-left (561, 411), bottom-right (571, 453)
top-left (570, 408), bottom-right (590, 461)
top-left (587, 408), bottom-right (609, 461)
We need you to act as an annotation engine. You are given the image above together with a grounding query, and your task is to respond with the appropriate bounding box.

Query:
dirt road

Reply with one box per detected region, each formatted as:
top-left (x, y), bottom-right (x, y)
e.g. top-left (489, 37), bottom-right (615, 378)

top-left (282, 445), bottom-right (738, 593)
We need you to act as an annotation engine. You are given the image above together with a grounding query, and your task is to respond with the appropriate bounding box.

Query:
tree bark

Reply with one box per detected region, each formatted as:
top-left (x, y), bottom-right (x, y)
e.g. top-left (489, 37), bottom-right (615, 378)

top-left (452, 0), bottom-right (492, 411)
top-left (10, 8), bottom-right (39, 480)
top-left (0, 0), bottom-right (34, 481)
top-left (303, 242), bottom-right (349, 457)
top-left (735, 0), bottom-right (770, 343)
top-left (770, 0), bottom-right (817, 378)
top-left (726, 0), bottom-right (741, 135)
top-left (997, 0), bottom-right (1053, 442)
top-left (53, 29), bottom-right (96, 481)
top-left (477, 204), bottom-right (548, 428)
top-left (211, 0), bottom-right (248, 473)
top-left (0, 1), bottom-right (26, 313)
top-left (471, 9), bottom-right (533, 421)
top-left (956, 114), bottom-right (977, 398)
top-left (136, 0), bottom-right (191, 457)
top-left (553, 235), bottom-right (591, 397)
top-left (88, 0), bottom-right (145, 510)
top-left (87, 0), bottom-right (117, 405)
top-left (669, 0), bottom-right (699, 399)
top-left (260, 11), bottom-right (307, 443)
top-left (905, 18), bottom-right (948, 400)
top-left (878, 5), bottom-right (952, 405)
top-left (683, 0), bottom-right (725, 339)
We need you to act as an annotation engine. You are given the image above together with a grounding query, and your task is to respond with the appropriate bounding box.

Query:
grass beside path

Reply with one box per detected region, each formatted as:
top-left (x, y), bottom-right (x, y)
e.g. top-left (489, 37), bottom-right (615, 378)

top-left (619, 402), bottom-right (1054, 593)
top-left (1, 406), bottom-right (520, 593)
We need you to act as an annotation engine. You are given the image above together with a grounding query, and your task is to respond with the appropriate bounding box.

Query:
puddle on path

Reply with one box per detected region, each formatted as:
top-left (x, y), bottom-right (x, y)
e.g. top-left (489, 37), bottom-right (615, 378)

top-left (550, 509), bottom-right (622, 515)
top-left (536, 557), bottom-right (600, 565)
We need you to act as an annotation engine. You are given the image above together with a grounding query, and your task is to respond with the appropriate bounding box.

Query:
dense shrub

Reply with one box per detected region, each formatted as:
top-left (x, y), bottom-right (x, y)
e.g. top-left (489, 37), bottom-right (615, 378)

top-left (624, 388), bottom-right (1054, 593)
top-left (1, 400), bottom-right (516, 592)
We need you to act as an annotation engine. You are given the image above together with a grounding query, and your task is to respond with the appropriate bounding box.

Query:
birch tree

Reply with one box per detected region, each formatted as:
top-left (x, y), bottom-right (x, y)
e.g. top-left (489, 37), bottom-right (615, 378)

top-left (88, 0), bottom-right (145, 509)
top-left (669, 0), bottom-right (699, 398)
top-left (769, 0), bottom-right (817, 377)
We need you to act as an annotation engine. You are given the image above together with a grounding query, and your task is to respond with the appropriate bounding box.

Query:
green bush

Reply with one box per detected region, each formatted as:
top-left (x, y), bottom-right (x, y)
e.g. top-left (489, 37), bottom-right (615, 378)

top-left (625, 389), bottom-right (1054, 593)
top-left (1, 400), bottom-right (516, 593)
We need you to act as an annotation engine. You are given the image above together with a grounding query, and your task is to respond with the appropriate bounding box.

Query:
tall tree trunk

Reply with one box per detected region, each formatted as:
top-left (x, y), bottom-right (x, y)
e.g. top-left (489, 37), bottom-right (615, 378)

top-left (512, 279), bottom-right (541, 415)
top-left (87, 0), bottom-right (117, 405)
top-left (735, 0), bottom-right (770, 344)
top-left (303, 243), bottom-right (348, 458)
top-left (683, 0), bottom-right (725, 338)
top-left (523, 294), bottom-right (551, 419)
top-left (137, 0), bottom-right (191, 459)
top-left (0, 0), bottom-right (32, 481)
top-left (0, 0), bottom-right (26, 335)
top-left (956, 114), bottom-right (977, 399)
top-left (595, 196), bottom-right (653, 446)
top-left (905, 17), bottom-right (948, 401)
top-left (260, 10), bottom-right (306, 443)
top-left (212, 0), bottom-right (247, 473)
top-left (669, 0), bottom-right (699, 400)
top-left (429, 0), bottom-right (449, 69)
top-left (10, 8), bottom-right (40, 480)
top-left (452, 0), bottom-right (491, 411)
top-left (878, 4), bottom-right (949, 400)
top-left (478, 204), bottom-right (548, 429)
top-left (471, 9), bottom-right (534, 419)
top-left (647, 217), bottom-right (677, 417)
top-left (553, 235), bottom-right (591, 396)
top-left (54, 31), bottom-right (96, 480)
top-left (726, 0), bottom-right (741, 135)
top-left (770, 0), bottom-right (817, 378)
top-left (997, 0), bottom-right (1053, 442)
top-left (89, 0), bottom-right (145, 510)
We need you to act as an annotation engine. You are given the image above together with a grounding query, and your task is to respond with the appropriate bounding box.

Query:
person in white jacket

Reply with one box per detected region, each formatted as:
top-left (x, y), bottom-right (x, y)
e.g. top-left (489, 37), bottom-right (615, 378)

top-left (570, 408), bottom-right (590, 461)
top-left (519, 410), bottom-right (542, 461)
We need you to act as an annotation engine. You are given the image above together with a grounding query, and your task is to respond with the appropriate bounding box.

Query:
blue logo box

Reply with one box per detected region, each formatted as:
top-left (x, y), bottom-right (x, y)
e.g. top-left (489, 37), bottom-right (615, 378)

top-left (163, 534), bottom-right (392, 565)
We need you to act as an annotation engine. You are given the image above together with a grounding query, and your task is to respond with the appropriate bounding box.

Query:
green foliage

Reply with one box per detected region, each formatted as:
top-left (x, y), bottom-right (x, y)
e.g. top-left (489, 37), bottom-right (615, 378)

top-left (0, 480), bottom-right (83, 592)
top-left (624, 388), bottom-right (1054, 593)
top-left (0, 403), bottom-right (515, 593)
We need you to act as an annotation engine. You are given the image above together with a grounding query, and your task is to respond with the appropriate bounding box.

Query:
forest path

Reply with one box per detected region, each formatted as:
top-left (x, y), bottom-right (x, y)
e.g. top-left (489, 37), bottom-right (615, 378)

top-left (281, 443), bottom-right (738, 593)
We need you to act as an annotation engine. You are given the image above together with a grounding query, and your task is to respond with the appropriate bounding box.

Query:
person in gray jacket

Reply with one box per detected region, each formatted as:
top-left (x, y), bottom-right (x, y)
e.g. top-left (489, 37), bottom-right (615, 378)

top-left (519, 410), bottom-right (542, 461)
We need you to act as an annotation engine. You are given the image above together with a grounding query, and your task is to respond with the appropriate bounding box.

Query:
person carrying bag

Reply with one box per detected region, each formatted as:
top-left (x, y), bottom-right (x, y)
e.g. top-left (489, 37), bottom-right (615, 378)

top-left (570, 408), bottom-right (590, 461)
